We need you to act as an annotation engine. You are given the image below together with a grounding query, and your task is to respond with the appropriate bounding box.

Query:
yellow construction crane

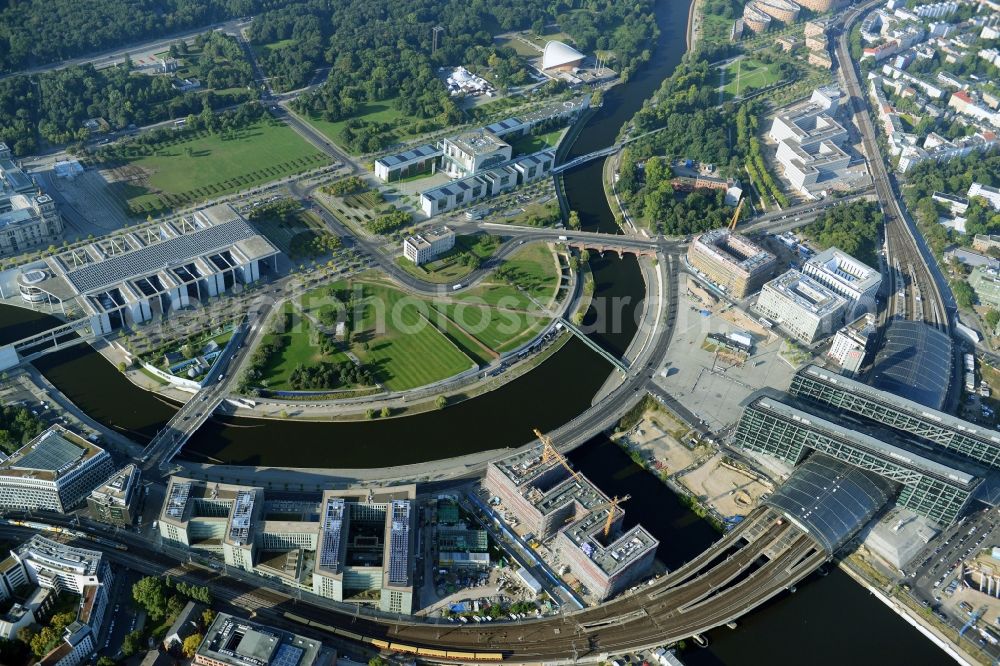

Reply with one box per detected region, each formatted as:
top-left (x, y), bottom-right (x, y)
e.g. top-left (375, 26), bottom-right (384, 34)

top-left (533, 428), bottom-right (580, 482)
top-left (727, 197), bottom-right (745, 231)
top-left (562, 494), bottom-right (631, 537)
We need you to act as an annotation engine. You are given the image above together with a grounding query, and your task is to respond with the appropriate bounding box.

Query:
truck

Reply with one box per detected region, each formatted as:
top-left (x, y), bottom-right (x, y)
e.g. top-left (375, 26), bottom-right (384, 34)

top-left (558, 235), bottom-right (568, 241)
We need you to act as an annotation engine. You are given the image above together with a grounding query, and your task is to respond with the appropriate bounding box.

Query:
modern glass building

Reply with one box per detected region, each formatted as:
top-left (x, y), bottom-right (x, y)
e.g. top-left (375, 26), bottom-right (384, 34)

top-left (790, 364), bottom-right (1000, 469)
top-left (734, 390), bottom-right (981, 524)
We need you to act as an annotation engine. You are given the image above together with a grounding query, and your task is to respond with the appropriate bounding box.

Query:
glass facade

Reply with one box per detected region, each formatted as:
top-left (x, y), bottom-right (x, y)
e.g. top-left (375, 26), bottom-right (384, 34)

top-left (735, 397), bottom-right (977, 524)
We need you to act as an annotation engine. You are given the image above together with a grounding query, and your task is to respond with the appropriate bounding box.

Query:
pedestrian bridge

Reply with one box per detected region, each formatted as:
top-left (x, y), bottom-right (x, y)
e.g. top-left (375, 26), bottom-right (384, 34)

top-left (559, 317), bottom-right (629, 374)
top-left (0, 318), bottom-right (101, 371)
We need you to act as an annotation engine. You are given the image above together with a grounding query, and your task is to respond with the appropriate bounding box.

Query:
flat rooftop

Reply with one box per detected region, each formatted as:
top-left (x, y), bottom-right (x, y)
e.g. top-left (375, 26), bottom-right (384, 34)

top-left (492, 443), bottom-right (561, 489)
top-left (17, 535), bottom-right (103, 577)
top-left (376, 144), bottom-right (441, 169)
top-left (448, 130), bottom-right (510, 156)
top-left (804, 247), bottom-right (880, 294)
top-left (563, 513), bottom-right (658, 578)
top-left (197, 612), bottom-right (325, 666)
top-left (694, 229), bottom-right (775, 275)
top-left (0, 426), bottom-right (105, 481)
top-left (763, 269), bottom-right (846, 316)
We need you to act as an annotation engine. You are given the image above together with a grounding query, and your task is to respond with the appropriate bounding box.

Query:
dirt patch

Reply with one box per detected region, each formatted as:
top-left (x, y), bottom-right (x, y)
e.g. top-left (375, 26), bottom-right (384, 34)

top-left (679, 452), bottom-right (773, 518)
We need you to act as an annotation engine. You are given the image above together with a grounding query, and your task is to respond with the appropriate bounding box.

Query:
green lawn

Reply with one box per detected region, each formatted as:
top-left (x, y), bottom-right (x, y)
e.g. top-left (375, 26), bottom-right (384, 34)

top-left (304, 99), bottom-right (425, 154)
top-left (353, 281), bottom-right (475, 390)
top-left (395, 234), bottom-right (502, 285)
top-left (114, 121), bottom-right (329, 215)
top-left (720, 59), bottom-right (782, 98)
top-left (258, 307), bottom-right (351, 389)
top-left (508, 128), bottom-right (564, 156)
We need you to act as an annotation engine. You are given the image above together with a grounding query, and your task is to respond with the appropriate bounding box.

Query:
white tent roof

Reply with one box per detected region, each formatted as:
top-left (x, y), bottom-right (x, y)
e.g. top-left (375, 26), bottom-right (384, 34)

top-left (542, 40), bottom-right (585, 70)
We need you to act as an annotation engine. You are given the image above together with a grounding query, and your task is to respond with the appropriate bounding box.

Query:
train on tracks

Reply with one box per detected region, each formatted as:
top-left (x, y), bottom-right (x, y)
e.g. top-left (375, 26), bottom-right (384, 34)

top-left (0, 518), bottom-right (128, 551)
top-left (283, 612), bottom-right (504, 662)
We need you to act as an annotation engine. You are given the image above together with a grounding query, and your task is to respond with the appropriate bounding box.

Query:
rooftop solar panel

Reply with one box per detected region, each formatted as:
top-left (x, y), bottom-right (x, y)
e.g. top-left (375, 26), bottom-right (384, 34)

top-left (12, 431), bottom-right (85, 471)
top-left (65, 218), bottom-right (261, 294)
top-left (388, 500), bottom-right (411, 586)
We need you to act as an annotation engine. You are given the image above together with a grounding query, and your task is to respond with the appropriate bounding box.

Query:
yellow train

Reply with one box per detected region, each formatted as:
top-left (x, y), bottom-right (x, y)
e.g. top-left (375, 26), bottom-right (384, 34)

top-left (283, 612), bottom-right (503, 662)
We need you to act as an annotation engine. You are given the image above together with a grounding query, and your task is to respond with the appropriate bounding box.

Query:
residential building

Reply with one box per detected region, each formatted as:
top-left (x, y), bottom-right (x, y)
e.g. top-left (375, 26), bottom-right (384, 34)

top-left (17, 203), bottom-right (279, 334)
top-left (687, 229), bottom-right (776, 298)
top-left (0, 426), bottom-right (115, 513)
top-left (0, 143), bottom-right (63, 256)
top-left (897, 130), bottom-right (1000, 173)
top-left (159, 479), bottom-right (417, 614)
top-left (441, 131), bottom-right (512, 178)
top-left (949, 91), bottom-right (1000, 127)
top-left (402, 226), bottom-right (455, 265)
top-left (484, 446), bottom-right (657, 600)
top-left (0, 587), bottom-right (52, 638)
top-left (39, 621), bottom-right (94, 666)
top-left (969, 265), bottom-right (1000, 308)
top-left (969, 182), bottom-right (1000, 211)
top-left (194, 613), bottom-right (331, 666)
top-left (802, 247), bottom-right (881, 315)
top-left (827, 314), bottom-right (875, 376)
top-left (87, 464), bottom-right (141, 527)
top-left (755, 270), bottom-right (848, 343)
top-left (973, 234), bottom-right (1000, 252)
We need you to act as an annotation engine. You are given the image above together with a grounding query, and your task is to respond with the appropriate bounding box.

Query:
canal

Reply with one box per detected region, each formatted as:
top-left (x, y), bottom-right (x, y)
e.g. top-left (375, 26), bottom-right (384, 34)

top-left (0, 0), bottom-right (950, 661)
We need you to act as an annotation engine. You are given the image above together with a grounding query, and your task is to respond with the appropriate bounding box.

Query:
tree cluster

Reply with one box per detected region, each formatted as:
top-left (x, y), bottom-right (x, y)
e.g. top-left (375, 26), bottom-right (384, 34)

top-left (0, 0), bottom-right (263, 74)
top-left (288, 360), bottom-right (373, 390)
top-left (369, 210), bottom-right (412, 235)
top-left (325, 176), bottom-right (369, 196)
top-left (0, 405), bottom-right (45, 455)
top-left (132, 575), bottom-right (211, 623)
top-left (800, 200), bottom-right (882, 268)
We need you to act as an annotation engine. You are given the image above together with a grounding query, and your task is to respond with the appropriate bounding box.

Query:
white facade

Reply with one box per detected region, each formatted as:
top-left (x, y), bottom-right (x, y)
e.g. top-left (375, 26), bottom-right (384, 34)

top-left (755, 269), bottom-right (848, 343)
top-left (828, 315), bottom-right (875, 375)
top-left (403, 226), bottom-right (455, 265)
top-left (0, 141), bottom-right (63, 256)
top-left (441, 131), bottom-right (511, 178)
top-left (0, 426), bottom-right (115, 513)
top-left (803, 247), bottom-right (881, 315)
top-left (969, 182), bottom-right (1000, 211)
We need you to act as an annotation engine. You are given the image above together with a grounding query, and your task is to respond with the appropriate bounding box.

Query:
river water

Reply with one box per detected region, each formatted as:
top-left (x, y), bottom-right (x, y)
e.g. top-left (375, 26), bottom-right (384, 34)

top-left (0, 0), bottom-right (949, 661)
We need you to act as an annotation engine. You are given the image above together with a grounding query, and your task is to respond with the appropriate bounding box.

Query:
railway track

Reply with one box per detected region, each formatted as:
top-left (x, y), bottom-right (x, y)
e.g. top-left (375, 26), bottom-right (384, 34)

top-left (836, 3), bottom-right (949, 332)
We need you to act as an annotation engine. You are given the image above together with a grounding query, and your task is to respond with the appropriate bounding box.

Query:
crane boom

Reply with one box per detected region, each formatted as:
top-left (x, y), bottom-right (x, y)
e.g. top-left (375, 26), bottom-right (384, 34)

top-left (533, 428), bottom-right (580, 482)
top-left (728, 197), bottom-right (745, 231)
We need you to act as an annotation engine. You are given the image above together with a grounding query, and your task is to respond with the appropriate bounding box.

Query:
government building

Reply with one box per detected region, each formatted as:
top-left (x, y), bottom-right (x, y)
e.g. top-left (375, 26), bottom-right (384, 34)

top-left (687, 229), bottom-right (776, 298)
top-left (0, 143), bottom-right (63, 256)
top-left (159, 478), bottom-right (416, 614)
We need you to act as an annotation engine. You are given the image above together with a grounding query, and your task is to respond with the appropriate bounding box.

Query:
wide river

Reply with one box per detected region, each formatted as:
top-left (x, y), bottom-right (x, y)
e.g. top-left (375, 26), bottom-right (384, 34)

top-left (0, 1), bottom-right (948, 662)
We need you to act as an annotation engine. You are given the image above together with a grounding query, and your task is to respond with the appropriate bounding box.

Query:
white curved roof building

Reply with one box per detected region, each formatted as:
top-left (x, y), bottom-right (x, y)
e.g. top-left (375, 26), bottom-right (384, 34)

top-left (542, 41), bottom-right (586, 71)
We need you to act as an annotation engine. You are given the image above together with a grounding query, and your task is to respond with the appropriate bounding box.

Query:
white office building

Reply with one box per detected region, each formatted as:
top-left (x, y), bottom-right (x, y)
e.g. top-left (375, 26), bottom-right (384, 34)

top-left (402, 226), bottom-right (455, 265)
top-left (441, 131), bottom-right (512, 178)
top-left (828, 314), bottom-right (876, 376)
top-left (0, 426), bottom-right (115, 513)
top-left (802, 247), bottom-right (881, 316)
top-left (769, 87), bottom-right (869, 195)
top-left (374, 144), bottom-right (442, 182)
top-left (755, 269), bottom-right (848, 343)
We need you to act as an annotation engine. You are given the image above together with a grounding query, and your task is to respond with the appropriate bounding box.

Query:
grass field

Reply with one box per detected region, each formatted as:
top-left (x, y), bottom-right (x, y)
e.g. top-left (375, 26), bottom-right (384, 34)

top-left (113, 121), bottom-right (329, 215)
top-left (720, 59), bottom-right (782, 98)
top-left (508, 128), bottom-right (564, 156)
top-left (353, 281), bottom-right (475, 390)
top-left (396, 234), bottom-right (502, 285)
top-left (304, 99), bottom-right (434, 154)
top-left (258, 306), bottom-right (351, 389)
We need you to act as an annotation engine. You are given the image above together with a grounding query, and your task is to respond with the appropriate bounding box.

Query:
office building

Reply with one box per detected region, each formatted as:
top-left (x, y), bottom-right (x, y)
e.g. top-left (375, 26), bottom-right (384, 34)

top-left (87, 464), bottom-right (142, 527)
top-left (687, 229), bottom-right (776, 298)
top-left (311, 489), bottom-right (416, 615)
top-left (0, 143), bottom-right (63, 256)
top-left (402, 226), bottom-right (455, 265)
top-left (770, 87), bottom-right (868, 195)
top-left (802, 247), bottom-right (881, 315)
top-left (194, 612), bottom-right (330, 666)
top-left (541, 41), bottom-right (586, 72)
top-left (756, 270), bottom-right (848, 343)
top-left (419, 151), bottom-right (553, 217)
top-left (160, 478), bottom-right (417, 614)
top-left (39, 621), bottom-right (94, 666)
top-left (374, 144), bottom-right (442, 182)
top-left (0, 426), bottom-right (115, 513)
top-left (750, 0), bottom-right (800, 23)
top-left (827, 314), bottom-right (875, 375)
top-left (733, 389), bottom-right (980, 524)
top-left (441, 131), bottom-right (512, 178)
top-left (0, 587), bottom-right (52, 638)
top-left (18, 204), bottom-right (279, 333)
top-left (485, 445), bottom-right (658, 600)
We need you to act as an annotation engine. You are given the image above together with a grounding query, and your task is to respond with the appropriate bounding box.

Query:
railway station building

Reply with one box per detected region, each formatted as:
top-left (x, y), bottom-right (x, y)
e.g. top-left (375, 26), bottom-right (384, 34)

top-left (485, 446), bottom-right (658, 600)
top-left (15, 204), bottom-right (278, 333)
top-left (159, 478), bottom-right (417, 614)
top-left (734, 364), bottom-right (999, 526)
top-left (0, 425), bottom-right (115, 513)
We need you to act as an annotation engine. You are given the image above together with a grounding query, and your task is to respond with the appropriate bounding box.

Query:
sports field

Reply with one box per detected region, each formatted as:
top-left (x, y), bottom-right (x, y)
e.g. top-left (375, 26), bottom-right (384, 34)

top-left (111, 121), bottom-right (329, 215)
top-left (719, 59), bottom-right (782, 98)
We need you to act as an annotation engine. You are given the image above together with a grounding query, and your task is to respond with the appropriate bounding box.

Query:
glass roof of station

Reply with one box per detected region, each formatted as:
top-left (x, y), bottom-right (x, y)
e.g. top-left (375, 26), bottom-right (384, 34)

top-left (871, 320), bottom-right (952, 410)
